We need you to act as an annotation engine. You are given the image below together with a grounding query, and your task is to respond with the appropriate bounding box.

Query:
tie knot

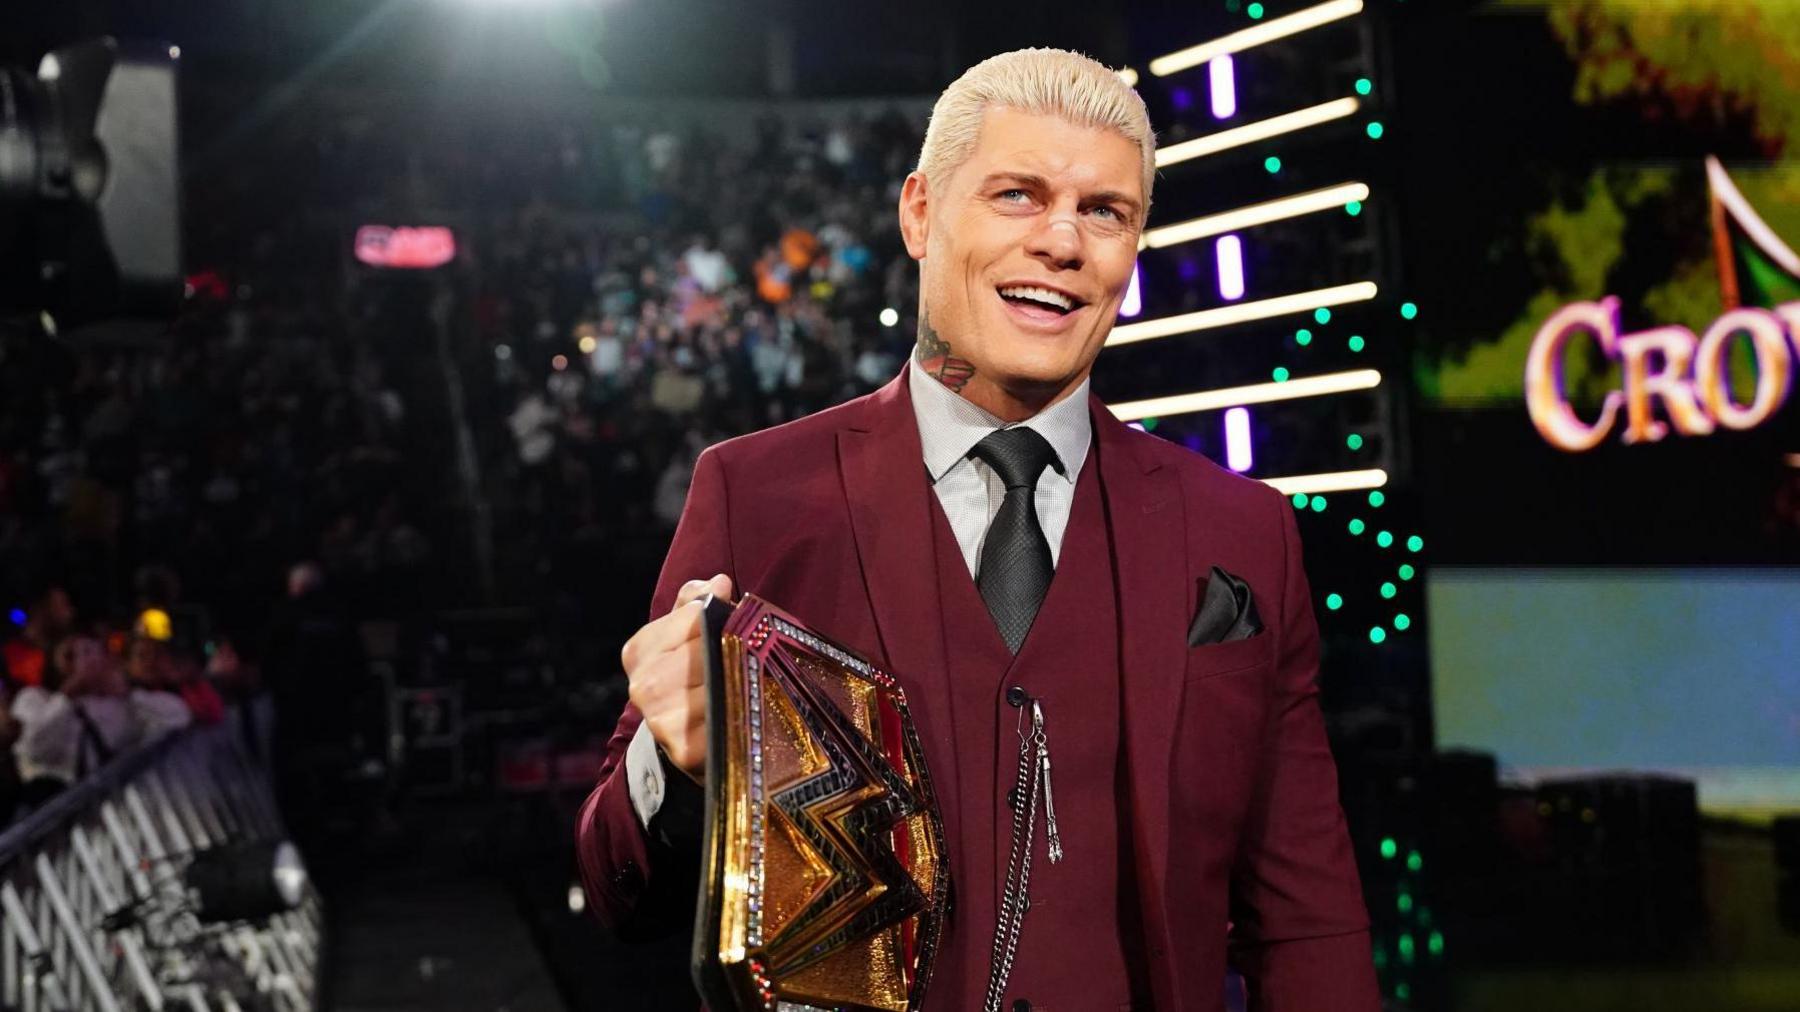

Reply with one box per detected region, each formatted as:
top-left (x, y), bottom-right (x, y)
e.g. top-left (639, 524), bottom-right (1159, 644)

top-left (970, 426), bottom-right (1060, 490)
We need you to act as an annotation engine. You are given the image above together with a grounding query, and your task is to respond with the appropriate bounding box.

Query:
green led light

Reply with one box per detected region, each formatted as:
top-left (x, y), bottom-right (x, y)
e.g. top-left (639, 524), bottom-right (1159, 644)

top-left (1348, 518), bottom-right (1365, 535)
top-left (1247, 2), bottom-right (1265, 18)
top-left (1292, 492), bottom-right (1309, 508)
top-left (1373, 945), bottom-right (1388, 969)
top-left (1398, 933), bottom-right (1416, 964)
top-left (1401, 301), bottom-right (1419, 320)
top-left (1272, 366), bottom-right (1290, 382)
top-left (1428, 931), bottom-right (1445, 957)
top-left (1368, 490), bottom-right (1385, 508)
top-left (1370, 626), bottom-right (1387, 644)
top-left (1376, 530), bottom-right (1394, 548)
top-left (1309, 495), bottom-right (1327, 512)
top-left (1380, 581), bottom-right (1397, 599)
top-left (1380, 837), bottom-right (1398, 859)
top-left (1398, 892), bottom-right (1413, 913)
top-left (1355, 77), bottom-right (1373, 96)
top-left (1314, 307), bottom-right (1332, 324)
top-left (1141, 417), bottom-right (1159, 431)
top-left (1326, 593), bottom-right (1344, 611)
top-left (1264, 155), bottom-right (1282, 174)
top-left (1367, 121), bottom-right (1385, 140)
top-left (1394, 613), bottom-right (1412, 631)
top-left (1407, 535), bottom-right (1425, 552)
top-left (1347, 433), bottom-right (1364, 451)
top-left (1396, 983), bottom-right (1412, 1001)
top-left (1419, 907), bottom-right (1433, 927)
top-left (1407, 850), bottom-right (1423, 872)
top-left (1295, 328), bottom-right (1313, 346)
top-left (1398, 563), bottom-right (1415, 580)
top-left (1345, 200), bottom-right (1363, 216)
top-left (1348, 335), bottom-right (1365, 352)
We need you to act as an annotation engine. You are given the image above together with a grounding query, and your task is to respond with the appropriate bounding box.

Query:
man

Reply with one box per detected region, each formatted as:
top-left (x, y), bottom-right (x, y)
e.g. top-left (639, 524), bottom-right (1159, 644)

top-left (578, 48), bottom-right (1379, 1011)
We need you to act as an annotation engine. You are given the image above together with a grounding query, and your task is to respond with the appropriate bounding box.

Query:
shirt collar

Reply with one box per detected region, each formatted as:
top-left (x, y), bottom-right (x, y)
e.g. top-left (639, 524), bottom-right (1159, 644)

top-left (908, 358), bottom-right (1092, 485)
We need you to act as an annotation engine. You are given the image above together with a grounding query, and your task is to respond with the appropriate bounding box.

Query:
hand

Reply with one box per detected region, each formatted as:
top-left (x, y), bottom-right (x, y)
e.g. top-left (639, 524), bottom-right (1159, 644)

top-left (620, 573), bottom-right (733, 783)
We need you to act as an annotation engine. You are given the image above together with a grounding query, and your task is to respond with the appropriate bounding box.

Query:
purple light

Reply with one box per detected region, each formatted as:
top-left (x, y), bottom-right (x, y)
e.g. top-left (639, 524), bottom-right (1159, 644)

top-left (1177, 256), bottom-right (1202, 283)
top-left (1224, 407), bottom-right (1253, 472)
top-left (1127, 421), bottom-right (1147, 432)
top-left (1216, 234), bottom-right (1245, 301)
top-left (1171, 87), bottom-right (1194, 112)
top-left (1121, 263), bottom-right (1143, 317)
top-left (1209, 55), bottom-right (1237, 120)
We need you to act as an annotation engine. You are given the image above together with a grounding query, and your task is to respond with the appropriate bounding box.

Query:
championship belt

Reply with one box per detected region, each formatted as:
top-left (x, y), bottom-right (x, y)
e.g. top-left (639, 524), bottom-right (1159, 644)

top-left (691, 593), bottom-right (950, 1012)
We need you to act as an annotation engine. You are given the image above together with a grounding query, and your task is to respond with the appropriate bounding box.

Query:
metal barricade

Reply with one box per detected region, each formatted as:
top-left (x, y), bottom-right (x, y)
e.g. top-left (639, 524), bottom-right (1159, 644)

top-left (0, 711), bottom-right (322, 1011)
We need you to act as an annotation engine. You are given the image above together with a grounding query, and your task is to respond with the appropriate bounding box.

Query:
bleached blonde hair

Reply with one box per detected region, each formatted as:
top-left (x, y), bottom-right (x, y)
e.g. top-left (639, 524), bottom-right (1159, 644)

top-left (917, 47), bottom-right (1155, 215)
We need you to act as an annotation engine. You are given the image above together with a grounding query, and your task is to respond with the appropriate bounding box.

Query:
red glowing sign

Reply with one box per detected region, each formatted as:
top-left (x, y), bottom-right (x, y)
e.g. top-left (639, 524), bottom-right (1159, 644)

top-left (354, 226), bottom-right (456, 269)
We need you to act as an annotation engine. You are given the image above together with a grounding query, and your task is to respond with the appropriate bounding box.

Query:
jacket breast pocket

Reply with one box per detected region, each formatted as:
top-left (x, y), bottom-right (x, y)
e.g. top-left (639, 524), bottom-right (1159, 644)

top-left (1184, 629), bottom-right (1273, 681)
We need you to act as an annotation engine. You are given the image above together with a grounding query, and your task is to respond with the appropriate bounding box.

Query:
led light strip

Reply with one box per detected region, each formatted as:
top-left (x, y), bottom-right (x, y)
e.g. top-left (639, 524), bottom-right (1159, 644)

top-left (1261, 468), bottom-right (1389, 496)
top-left (1143, 182), bottom-right (1371, 249)
top-left (1108, 281), bottom-right (1378, 346)
top-left (1107, 368), bottom-right (1381, 421)
top-left (1155, 98), bottom-right (1360, 168)
top-left (1150, 0), bottom-right (1366, 77)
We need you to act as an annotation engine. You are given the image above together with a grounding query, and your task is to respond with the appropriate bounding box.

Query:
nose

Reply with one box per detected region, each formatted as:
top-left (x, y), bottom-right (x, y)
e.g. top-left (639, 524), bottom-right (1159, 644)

top-left (1024, 206), bottom-right (1084, 270)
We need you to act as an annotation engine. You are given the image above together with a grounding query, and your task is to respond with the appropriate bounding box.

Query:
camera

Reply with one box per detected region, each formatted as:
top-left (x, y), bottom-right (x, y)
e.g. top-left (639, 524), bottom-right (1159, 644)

top-left (0, 38), bottom-right (182, 331)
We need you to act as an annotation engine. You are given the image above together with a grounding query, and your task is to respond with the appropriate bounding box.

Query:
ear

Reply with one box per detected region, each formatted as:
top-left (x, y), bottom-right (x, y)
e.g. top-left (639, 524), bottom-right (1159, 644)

top-left (898, 171), bottom-right (931, 261)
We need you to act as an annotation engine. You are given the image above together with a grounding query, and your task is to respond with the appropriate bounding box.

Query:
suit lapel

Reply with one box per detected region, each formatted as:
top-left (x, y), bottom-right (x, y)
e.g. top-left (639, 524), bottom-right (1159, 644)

top-left (1092, 392), bottom-right (1189, 1011)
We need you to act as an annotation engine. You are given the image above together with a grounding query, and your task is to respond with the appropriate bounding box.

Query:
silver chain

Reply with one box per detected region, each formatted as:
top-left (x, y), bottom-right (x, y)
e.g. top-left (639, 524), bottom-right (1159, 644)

top-left (982, 700), bottom-right (1048, 1012)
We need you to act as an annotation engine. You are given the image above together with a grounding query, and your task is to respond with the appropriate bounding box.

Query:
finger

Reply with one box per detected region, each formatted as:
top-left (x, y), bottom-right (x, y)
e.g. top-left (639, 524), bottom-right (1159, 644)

top-left (670, 573), bottom-right (732, 615)
top-left (622, 601), bottom-right (706, 674)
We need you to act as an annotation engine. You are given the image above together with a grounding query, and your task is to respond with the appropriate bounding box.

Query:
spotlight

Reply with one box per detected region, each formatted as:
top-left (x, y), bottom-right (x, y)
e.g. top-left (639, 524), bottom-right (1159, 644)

top-left (185, 840), bottom-right (307, 923)
top-left (879, 307), bottom-right (899, 328)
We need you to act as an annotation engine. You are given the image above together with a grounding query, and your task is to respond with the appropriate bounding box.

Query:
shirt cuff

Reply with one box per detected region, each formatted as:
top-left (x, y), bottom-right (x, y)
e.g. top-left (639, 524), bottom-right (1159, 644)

top-left (625, 719), bottom-right (666, 830)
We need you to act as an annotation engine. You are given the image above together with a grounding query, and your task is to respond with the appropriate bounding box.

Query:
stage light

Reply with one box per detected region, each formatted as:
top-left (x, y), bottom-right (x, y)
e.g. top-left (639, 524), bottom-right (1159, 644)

top-left (1261, 467), bottom-right (1388, 496)
top-left (567, 882), bottom-right (586, 915)
top-left (1143, 183), bottom-right (1371, 248)
top-left (1120, 264), bottom-right (1143, 317)
top-left (1292, 493), bottom-right (1309, 508)
top-left (495, 344), bottom-right (512, 360)
top-left (1407, 535), bottom-right (1424, 552)
top-left (1209, 55), bottom-right (1238, 118)
top-left (578, 335), bottom-right (597, 354)
top-left (1380, 837), bottom-right (1397, 858)
top-left (1347, 433), bottom-right (1363, 450)
top-left (879, 307), bottom-right (899, 327)
top-left (1370, 626), bottom-right (1387, 644)
top-left (1326, 593), bottom-right (1344, 610)
top-left (1366, 121), bottom-right (1385, 139)
top-left (1345, 200), bottom-right (1363, 216)
top-left (1349, 518), bottom-right (1365, 535)
top-left (137, 608), bottom-right (172, 641)
top-left (1295, 328), bottom-right (1313, 345)
top-left (1368, 490), bottom-right (1385, 507)
top-left (1216, 235), bottom-right (1246, 300)
top-left (1224, 407), bottom-right (1253, 472)
top-left (1272, 366), bottom-right (1290, 382)
top-left (1398, 932), bottom-right (1416, 963)
top-left (1247, 2), bottom-right (1265, 18)
top-left (1310, 495), bottom-right (1327, 512)
top-left (1107, 369), bottom-right (1381, 420)
top-left (1108, 282), bottom-right (1379, 346)
top-left (1264, 156), bottom-right (1282, 174)
top-left (1348, 334), bottom-right (1365, 352)
top-left (186, 840), bottom-right (307, 923)
top-left (1398, 564), bottom-right (1414, 580)
top-left (8, 609), bottom-right (22, 626)
top-left (1408, 851), bottom-right (1423, 871)
top-left (1355, 77), bottom-right (1372, 95)
top-left (1149, 0), bottom-right (1366, 77)
top-left (1156, 98), bottom-right (1361, 168)
top-left (1381, 582), bottom-right (1397, 599)
top-left (1428, 931), bottom-right (1444, 956)
top-left (552, 354), bottom-right (569, 371)
top-left (1401, 301), bottom-right (1419, 319)
top-left (1398, 891), bottom-right (1413, 912)
top-left (1314, 307), bottom-right (1332, 324)
top-left (1376, 530), bottom-right (1394, 548)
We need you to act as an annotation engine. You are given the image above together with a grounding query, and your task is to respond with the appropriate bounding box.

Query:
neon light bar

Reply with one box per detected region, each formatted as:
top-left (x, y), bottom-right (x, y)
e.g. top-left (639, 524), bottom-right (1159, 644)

top-left (1118, 67), bottom-right (1139, 87)
top-left (1150, 0), bottom-right (1366, 77)
top-left (1155, 98), bottom-right (1360, 168)
top-left (1144, 182), bottom-right (1371, 248)
top-left (1209, 55), bottom-right (1237, 119)
top-left (1108, 281), bottom-right (1378, 346)
top-left (1262, 468), bottom-right (1389, 496)
top-left (1216, 235), bottom-right (1246, 300)
top-left (1224, 407), bottom-right (1253, 472)
top-left (1121, 263), bottom-right (1143, 317)
top-left (1107, 368), bottom-right (1382, 421)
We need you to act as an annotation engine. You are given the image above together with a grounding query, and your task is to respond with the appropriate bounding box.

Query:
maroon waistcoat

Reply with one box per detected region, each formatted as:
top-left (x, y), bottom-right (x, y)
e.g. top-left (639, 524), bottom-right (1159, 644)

top-left (914, 444), bottom-right (1146, 1012)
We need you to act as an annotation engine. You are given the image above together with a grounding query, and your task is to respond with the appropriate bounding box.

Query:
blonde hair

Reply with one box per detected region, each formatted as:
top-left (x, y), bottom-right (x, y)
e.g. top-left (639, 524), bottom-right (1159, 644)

top-left (917, 48), bottom-right (1155, 214)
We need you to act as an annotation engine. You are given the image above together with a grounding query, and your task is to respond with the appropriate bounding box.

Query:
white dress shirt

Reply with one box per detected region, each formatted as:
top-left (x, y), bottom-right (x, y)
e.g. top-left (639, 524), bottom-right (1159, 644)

top-left (626, 361), bottom-right (1095, 828)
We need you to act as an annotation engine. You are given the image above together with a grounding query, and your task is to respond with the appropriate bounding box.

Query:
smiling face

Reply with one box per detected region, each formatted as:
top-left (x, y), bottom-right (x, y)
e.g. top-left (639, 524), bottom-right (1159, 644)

top-left (900, 105), bottom-right (1145, 420)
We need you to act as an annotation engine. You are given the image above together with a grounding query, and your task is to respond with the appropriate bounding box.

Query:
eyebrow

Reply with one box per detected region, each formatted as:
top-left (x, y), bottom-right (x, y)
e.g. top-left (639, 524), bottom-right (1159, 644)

top-left (980, 172), bottom-right (1144, 221)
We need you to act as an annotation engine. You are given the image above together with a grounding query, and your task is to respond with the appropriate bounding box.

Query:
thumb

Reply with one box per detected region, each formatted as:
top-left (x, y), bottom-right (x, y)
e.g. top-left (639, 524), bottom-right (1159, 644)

top-left (705, 573), bottom-right (735, 604)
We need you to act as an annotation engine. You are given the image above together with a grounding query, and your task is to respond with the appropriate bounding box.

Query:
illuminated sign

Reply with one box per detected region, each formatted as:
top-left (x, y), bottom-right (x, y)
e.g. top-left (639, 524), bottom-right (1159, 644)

top-left (354, 226), bottom-right (456, 269)
top-left (1525, 157), bottom-right (1800, 452)
top-left (1525, 297), bottom-right (1797, 451)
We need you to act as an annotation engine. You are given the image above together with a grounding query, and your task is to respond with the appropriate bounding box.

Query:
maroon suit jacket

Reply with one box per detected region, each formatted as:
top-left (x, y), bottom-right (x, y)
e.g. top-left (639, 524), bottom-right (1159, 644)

top-left (577, 363), bottom-right (1380, 1011)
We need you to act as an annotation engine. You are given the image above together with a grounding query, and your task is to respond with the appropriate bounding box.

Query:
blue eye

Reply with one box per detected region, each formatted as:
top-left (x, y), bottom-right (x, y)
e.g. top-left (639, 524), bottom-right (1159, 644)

top-left (999, 189), bottom-right (1031, 202)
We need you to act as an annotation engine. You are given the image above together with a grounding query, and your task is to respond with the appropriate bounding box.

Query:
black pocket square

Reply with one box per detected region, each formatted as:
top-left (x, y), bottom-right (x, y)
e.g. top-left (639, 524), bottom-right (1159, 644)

top-left (1187, 566), bottom-right (1264, 646)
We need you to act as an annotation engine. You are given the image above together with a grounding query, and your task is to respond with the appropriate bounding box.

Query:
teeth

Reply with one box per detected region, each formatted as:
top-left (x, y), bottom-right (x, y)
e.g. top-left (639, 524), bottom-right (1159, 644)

top-left (999, 285), bottom-right (1075, 311)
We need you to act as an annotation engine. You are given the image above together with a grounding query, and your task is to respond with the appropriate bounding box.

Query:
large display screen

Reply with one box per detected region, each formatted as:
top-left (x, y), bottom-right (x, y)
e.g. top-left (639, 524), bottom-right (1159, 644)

top-left (1429, 567), bottom-right (1800, 819)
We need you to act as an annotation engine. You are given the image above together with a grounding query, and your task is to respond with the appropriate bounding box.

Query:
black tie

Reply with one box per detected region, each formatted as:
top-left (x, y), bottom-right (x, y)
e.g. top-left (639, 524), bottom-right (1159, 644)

top-left (969, 427), bottom-right (1061, 655)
